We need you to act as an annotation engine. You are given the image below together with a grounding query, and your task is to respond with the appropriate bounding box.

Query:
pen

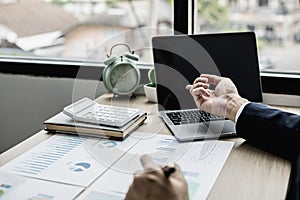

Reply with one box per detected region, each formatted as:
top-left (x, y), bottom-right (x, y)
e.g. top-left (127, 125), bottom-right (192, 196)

top-left (162, 163), bottom-right (176, 178)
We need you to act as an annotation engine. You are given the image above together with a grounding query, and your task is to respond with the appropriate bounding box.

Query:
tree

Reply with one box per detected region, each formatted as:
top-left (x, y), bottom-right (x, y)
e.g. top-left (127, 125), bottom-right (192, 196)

top-left (46, 0), bottom-right (73, 5)
top-left (198, 0), bottom-right (228, 26)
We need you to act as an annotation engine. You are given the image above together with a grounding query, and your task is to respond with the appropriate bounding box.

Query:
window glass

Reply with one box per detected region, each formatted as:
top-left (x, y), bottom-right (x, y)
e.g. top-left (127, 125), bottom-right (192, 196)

top-left (195, 0), bottom-right (300, 73)
top-left (0, 0), bottom-right (173, 62)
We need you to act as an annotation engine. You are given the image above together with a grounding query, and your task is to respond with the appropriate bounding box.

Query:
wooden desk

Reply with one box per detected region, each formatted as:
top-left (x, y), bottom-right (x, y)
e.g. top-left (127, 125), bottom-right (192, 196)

top-left (1, 94), bottom-right (299, 200)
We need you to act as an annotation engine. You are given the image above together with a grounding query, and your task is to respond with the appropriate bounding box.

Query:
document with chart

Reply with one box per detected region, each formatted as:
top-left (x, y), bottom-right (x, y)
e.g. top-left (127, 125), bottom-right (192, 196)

top-left (0, 134), bottom-right (140, 187)
top-left (0, 171), bottom-right (83, 200)
top-left (85, 132), bottom-right (234, 200)
top-left (0, 132), bottom-right (233, 200)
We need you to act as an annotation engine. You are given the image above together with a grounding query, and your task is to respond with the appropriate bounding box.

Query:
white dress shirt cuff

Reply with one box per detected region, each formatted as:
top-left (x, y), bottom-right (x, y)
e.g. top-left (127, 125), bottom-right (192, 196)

top-left (235, 102), bottom-right (250, 122)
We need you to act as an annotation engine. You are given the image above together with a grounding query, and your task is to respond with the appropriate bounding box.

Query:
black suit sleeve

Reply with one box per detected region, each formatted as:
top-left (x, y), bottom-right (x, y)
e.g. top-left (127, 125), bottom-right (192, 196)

top-left (236, 102), bottom-right (300, 162)
top-left (236, 102), bottom-right (300, 199)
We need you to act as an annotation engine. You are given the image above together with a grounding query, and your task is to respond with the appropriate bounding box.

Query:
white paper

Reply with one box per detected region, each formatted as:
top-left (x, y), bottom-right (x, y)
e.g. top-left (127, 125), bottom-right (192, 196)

top-left (0, 171), bottom-right (83, 200)
top-left (76, 188), bottom-right (125, 200)
top-left (0, 134), bottom-right (139, 187)
top-left (177, 140), bottom-right (234, 199)
top-left (88, 133), bottom-right (234, 200)
top-left (1, 132), bottom-right (233, 200)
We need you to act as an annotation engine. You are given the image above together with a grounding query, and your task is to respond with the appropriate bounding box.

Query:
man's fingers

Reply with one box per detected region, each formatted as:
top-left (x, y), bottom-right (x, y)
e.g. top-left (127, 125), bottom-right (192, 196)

top-left (185, 84), bottom-right (192, 90)
top-left (191, 87), bottom-right (211, 97)
top-left (194, 82), bottom-right (209, 89)
top-left (186, 82), bottom-right (209, 92)
top-left (126, 174), bottom-right (146, 200)
top-left (200, 74), bottom-right (223, 85)
top-left (172, 164), bottom-right (185, 180)
top-left (140, 155), bottom-right (160, 171)
top-left (133, 170), bottom-right (143, 176)
top-left (193, 77), bottom-right (208, 85)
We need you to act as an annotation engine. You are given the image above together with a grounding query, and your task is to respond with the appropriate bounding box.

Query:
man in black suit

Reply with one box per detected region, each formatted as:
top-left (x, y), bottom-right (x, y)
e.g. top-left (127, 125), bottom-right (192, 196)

top-left (125, 74), bottom-right (300, 200)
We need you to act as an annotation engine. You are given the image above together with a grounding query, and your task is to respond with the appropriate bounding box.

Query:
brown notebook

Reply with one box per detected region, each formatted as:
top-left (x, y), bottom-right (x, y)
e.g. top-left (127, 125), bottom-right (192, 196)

top-left (43, 111), bottom-right (147, 140)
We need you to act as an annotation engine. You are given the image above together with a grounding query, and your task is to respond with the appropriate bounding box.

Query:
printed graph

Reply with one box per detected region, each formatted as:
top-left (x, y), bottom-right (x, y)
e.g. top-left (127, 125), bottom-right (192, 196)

top-left (10, 135), bottom-right (86, 175)
top-left (0, 135), bottom-right (108, 187)
top-left (69, 162), bottom-right (91, 172)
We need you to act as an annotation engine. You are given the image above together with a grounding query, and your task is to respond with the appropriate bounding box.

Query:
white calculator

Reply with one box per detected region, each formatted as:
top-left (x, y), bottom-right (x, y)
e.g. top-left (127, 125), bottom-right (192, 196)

top-left (63, 97), bottom-right (141, 127)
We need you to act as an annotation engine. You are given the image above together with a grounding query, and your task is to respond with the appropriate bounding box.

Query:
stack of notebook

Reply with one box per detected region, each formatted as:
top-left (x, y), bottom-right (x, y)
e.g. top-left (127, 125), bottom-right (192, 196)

top-left (43, 102), bottom-right (147, 140)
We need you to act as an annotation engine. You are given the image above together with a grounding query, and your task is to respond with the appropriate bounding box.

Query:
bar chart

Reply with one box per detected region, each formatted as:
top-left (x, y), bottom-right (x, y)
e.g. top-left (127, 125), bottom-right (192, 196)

top-left (0, 135), bottom-right (107, 187)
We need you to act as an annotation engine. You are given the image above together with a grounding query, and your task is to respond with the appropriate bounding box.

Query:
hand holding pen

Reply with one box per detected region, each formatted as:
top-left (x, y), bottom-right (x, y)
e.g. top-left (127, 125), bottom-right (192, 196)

top-left (162, 163), bottom-right (176, 178)
top-left (125, 154), bottom-right (189, 200)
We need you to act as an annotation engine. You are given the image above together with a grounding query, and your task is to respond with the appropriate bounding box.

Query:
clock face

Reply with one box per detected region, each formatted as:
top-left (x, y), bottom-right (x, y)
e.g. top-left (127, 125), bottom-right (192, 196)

top-left (110, 63), bottom-right (140, 94)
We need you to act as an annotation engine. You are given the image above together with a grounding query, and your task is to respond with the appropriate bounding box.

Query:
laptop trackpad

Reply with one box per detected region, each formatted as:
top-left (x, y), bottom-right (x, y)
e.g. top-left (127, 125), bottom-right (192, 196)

top-left (171, 123), bottom-right (215, 142)
top-left (171, 120), bottom-right (236, 142)
top-left (206, 120), bottom-right (236, 136)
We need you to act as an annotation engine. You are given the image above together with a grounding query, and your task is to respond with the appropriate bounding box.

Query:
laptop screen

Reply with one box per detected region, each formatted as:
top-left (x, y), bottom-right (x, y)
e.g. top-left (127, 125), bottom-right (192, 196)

top-left (152, 32), bottom-right (263, 111)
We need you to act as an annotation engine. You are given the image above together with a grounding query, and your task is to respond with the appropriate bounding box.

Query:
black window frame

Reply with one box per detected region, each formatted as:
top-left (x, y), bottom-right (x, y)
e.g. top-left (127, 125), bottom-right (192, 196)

top-left (0, 56), bottom-right (152, 84)
top-left (259, 0), bottom-right (269, 7)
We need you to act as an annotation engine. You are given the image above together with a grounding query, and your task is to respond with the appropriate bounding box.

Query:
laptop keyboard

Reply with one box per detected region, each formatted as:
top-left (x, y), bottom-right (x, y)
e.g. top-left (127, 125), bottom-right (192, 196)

top-left (166, 110), bottom-right (225, 125)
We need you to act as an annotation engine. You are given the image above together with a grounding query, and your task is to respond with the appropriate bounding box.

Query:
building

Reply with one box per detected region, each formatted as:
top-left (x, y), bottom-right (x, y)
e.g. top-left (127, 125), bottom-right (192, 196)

top-left (63, 0), bottom-right (172, 61)
top-left (0, 0), bottom-right (78, 56)
top-left (220, 0), bottom-right (300, 45)
top-left (0, 0), bottom-right (172, 60)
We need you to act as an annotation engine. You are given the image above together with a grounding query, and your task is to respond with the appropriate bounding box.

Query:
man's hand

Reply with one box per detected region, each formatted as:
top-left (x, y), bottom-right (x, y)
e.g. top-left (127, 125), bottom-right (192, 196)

top-left (125, 155), bottom-right (188, 200)
top-left (186, 74), bottom-right (248, 121)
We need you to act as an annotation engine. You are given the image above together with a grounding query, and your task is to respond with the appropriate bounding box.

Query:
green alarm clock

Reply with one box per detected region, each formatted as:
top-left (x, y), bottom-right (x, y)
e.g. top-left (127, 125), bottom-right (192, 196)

top-left (103, 44), bottom-right (141, 96)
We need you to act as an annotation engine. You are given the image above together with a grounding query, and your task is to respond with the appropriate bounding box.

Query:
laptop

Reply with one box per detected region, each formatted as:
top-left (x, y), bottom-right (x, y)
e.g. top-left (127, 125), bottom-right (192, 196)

top-left (151, 32), bottom-right (263, 142)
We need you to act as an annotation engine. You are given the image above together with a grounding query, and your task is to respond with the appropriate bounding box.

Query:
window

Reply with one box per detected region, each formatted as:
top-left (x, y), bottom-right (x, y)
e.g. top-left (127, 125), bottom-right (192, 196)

top-left (0, 0), bottom-right (173, 63)
top-left (0, 0), bottom-right (299, 99)
top-left (195, 0), bottom-right (300, 74)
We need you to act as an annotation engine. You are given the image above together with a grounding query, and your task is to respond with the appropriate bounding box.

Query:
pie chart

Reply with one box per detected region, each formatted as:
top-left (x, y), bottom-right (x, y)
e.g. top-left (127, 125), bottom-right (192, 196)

top-left (98, 141), bottom-right (117, 148)
top-left (69, 162), bottom-right (91, 172)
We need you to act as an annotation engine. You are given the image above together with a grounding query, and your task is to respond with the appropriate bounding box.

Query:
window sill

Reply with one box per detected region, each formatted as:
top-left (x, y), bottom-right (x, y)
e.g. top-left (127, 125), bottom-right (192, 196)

top-left (263, 93), bottom-right (300, 107)
top-left (0, 57), bottom-right (299, 107)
